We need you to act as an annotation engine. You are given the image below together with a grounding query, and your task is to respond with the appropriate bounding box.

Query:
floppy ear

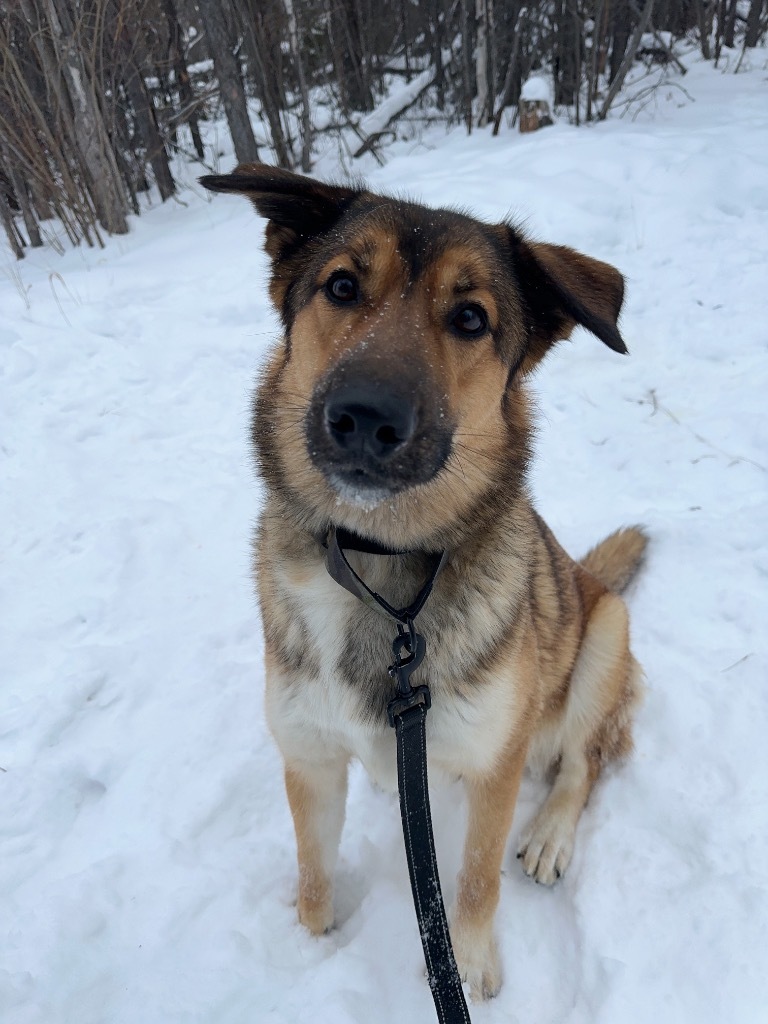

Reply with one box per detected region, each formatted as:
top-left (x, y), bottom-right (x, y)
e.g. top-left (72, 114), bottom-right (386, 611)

top-left (200, 163), bottom-right (362, 262)
top-left (510, 230), bottom-right (627, 373)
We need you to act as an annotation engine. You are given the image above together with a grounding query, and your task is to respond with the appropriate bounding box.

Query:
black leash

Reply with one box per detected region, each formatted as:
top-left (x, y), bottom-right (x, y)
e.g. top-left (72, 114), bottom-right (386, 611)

top-left (325, 527), bottom-right (472, 1024)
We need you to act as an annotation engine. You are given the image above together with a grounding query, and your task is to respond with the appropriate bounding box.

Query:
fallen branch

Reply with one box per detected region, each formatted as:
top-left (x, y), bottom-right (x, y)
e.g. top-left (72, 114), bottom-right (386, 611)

top-left (352, 43), bottom-right (460, 159)
top-left (630, 2), bottom-right (688, 74)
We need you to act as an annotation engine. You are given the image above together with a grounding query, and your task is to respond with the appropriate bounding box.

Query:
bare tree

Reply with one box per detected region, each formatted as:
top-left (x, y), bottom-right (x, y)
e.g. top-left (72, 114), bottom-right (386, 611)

top-left (460, 0), bottom-right (474, 131)
top-left (162, 0), bottom-right (205, 159)
top-left (475, 0), bottom-right (490, 126)
top-left (283, 0), bottom-right (312, 171)
top-left (0, 170), bottom-right (25, 258)
top-left (554, 0), bottom-right (579, 105)
top-left (41, 0), bottom-right (130, 233)
top-left (197, 0), bottom-right (260, 164)
top-left (598, 0), bottom-right (655, 120)
top-left (328, 0), bottom-right (374, 112)
top-left (117, 21), bottom-right (175, 201)
top-left (745, 0), bottom-right (766, 46)
top-left (1, 138), bottom-right (42, 247)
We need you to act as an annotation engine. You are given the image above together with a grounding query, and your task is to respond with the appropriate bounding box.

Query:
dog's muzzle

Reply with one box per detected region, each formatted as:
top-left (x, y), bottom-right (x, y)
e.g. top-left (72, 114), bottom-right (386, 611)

top-left (306, 373), bottom-right (453, 500)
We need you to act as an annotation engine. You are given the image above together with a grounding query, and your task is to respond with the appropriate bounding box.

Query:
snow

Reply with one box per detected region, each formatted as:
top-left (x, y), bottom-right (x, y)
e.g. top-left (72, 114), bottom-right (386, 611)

top-left (2, 53), bottom-right (768, 1024)
top-left (520, 76), bottom-right (551, 103)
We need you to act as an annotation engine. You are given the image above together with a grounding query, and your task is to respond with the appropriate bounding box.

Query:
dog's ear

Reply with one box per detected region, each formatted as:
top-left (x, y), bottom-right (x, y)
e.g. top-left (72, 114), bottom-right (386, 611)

top-left (200, 163), bottom-right (362, 262)
top-left (510, 230), bottom-right (626, 373)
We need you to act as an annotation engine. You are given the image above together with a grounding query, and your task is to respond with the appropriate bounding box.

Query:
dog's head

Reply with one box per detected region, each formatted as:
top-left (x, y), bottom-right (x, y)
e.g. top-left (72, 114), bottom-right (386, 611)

top-left (201, 165), bottom-right (626, 548)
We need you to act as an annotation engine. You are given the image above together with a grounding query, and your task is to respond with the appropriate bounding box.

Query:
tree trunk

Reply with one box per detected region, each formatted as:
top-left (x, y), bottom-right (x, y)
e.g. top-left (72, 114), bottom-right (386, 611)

top-left (331, 0), bottom-right (374, 112)
top-left (598, 0), bottom-right (654, 120)
top-left (586, 0), bottom-right (607, 121)
top-left (0, 185), bottom-right (25, 259)
top-left (2, 145), bottom-right (43, 247)
top-left (461, 0), bottom-right (474, 132)
top-left (354, 0), bottom-right (374, 108)
top-left (283, 0), bottom-right (313, 171)
top-left (573, 2), bottom-right (582, 125)
top-left (714, 0), bottom-right (726, 61)
top-left (325, 0), bottom-right (349, 116)
top-left (400, 0), bottom-right (412, 80)
top-left (554, 0), bottom-right (580, 106)
top-left (428, 0), bottom-right (446, 110)
top-left (241, 4), bottom-right (293, 169)
top-left (487, 0), bottom-right (497, 115)
top-left (119, 30), bottom-right (175, 201)
top-left (745, 0), bottom-right (765, 46)
top-left (162, 0), bottom-right (205, 159)
top-left (197, 0), bottom-right (260, 165)
top-left (41, 0), bottom-right (129, 235)
top-left (475, 0), bottom-right (490, 126)
top-left (492, 5), bottom-right (524, 135)
top-left (723, 0), bottom-right (738, 46)
top-left (609, 0), bottom-right (633, 81)
top-left (695, 0), bottom-right (713, 59)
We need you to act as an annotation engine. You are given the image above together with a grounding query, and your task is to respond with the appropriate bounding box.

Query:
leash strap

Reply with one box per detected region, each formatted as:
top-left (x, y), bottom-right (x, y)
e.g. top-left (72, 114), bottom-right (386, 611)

top-left (323, 526), bottom-right (472, 1023)
top-left (395, 703), bottom-right (472, 1024)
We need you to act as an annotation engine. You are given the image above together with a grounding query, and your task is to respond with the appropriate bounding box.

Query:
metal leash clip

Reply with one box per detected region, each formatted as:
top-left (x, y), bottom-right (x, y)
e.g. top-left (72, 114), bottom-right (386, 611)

top-left (387, 618), bottom-right (431, 727)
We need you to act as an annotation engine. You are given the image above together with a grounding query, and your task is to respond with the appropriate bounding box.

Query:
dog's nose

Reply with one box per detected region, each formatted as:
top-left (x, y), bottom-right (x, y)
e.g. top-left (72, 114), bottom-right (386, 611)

top-left (324, 386), bottom-right (416, 459)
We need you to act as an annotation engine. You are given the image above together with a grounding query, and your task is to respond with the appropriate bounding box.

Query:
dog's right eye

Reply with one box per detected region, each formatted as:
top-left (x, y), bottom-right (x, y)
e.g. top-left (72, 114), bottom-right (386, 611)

top-left (325, 272), bottom-right (359, 305)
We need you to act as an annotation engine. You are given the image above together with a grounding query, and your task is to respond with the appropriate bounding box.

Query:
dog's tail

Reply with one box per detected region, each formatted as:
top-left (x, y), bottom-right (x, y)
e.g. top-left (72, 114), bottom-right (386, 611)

top-left (580, 526), bottom-right (648, 594)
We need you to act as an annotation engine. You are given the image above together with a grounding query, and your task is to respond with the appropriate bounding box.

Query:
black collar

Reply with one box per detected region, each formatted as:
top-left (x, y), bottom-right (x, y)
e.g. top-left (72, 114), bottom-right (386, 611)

top-left (323, 525), bottom-right (447, 624)
top-left (329, 525), bottom-right (412, 557)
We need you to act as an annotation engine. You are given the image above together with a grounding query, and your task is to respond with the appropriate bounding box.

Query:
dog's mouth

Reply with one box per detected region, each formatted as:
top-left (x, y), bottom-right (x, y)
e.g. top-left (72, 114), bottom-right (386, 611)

top-left (326, 470), bottom-right (398, 509)
top-left (305, 377), bottom-right (453, 505)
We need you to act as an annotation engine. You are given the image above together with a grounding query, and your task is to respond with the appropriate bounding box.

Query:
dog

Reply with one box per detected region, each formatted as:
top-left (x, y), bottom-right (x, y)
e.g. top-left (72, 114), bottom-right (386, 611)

top-left (201, 164), bottom-right (646, 1002)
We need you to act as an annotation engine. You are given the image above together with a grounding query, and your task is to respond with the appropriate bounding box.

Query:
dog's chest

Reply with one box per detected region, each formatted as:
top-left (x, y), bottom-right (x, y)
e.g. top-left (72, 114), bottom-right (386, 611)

top-left (268, 557), bottom-right (521, 789)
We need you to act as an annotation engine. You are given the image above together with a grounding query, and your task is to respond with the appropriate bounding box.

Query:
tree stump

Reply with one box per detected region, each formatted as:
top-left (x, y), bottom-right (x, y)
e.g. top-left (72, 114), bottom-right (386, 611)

top-left (519, 98), bottom-right (553, 133)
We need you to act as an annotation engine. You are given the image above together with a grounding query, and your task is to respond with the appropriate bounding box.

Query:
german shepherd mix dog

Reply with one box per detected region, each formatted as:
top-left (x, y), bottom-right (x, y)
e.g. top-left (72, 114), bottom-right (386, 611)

top-left (201, 165), bottom-right (646, 1002)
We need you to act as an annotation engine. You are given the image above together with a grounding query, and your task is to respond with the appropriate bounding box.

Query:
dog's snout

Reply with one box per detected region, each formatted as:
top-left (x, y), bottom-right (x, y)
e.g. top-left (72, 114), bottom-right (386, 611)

top-left (324, 386), bottom-right (416, 459)
top-left (308, 370), bottom-right (451, 497)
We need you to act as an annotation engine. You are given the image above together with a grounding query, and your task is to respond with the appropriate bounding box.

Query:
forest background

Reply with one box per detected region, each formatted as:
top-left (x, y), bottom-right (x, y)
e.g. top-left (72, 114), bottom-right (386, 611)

top-left (1, 0), bottom-right (767, 258)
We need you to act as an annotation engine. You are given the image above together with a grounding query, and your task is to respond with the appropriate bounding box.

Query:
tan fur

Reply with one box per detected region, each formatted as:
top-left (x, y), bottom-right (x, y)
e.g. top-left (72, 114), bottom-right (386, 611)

top-left (580, 526), bottom-right (649, 593)
top-left (201, 165), bottom-right (646, 1004)
top-left (284, 757), bottom-right (348, 935)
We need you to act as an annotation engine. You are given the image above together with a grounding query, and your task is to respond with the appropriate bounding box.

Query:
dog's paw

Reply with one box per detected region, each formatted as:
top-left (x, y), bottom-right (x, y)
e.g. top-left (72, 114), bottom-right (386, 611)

top-left (450, 925), bottom-right (502, 1002)
top-left (516, 811), bottom-right (575, 886)
top-left (297, 894), bottom-right (334, 935)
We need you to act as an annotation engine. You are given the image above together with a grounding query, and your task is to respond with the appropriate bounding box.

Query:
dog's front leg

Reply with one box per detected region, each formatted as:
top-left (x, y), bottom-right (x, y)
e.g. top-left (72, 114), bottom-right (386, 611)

top-left (284, 754), bottom-right (349, 935)
top-left (451, 740), bottom-right (528, 1001)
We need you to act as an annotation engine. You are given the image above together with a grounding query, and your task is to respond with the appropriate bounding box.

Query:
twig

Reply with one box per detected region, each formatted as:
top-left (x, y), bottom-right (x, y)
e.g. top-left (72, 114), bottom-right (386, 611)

top-left (49, 271), bottom-right (74, 326)
top-left (614, 77), bottom-right (696, 118)
top-left (638, 389), bottom-right (766, 472)
top-left (733, 38), bottom-right (749, 73)
top-left (3, 263), bottom-right (31, 307)
top-left (721, 653), bottom-right (753, 673)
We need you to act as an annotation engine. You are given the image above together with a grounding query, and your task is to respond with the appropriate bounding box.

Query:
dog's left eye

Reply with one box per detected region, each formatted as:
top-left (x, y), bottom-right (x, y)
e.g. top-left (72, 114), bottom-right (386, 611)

top-left (325, 272), bottom-right (359, 305)
top-left (450, 304), bottom-right (489, 338)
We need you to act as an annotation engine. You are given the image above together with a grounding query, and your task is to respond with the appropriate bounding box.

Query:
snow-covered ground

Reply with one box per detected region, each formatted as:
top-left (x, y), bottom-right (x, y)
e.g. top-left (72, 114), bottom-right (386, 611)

top-left (2, 53), bottom-right (767, 1024)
